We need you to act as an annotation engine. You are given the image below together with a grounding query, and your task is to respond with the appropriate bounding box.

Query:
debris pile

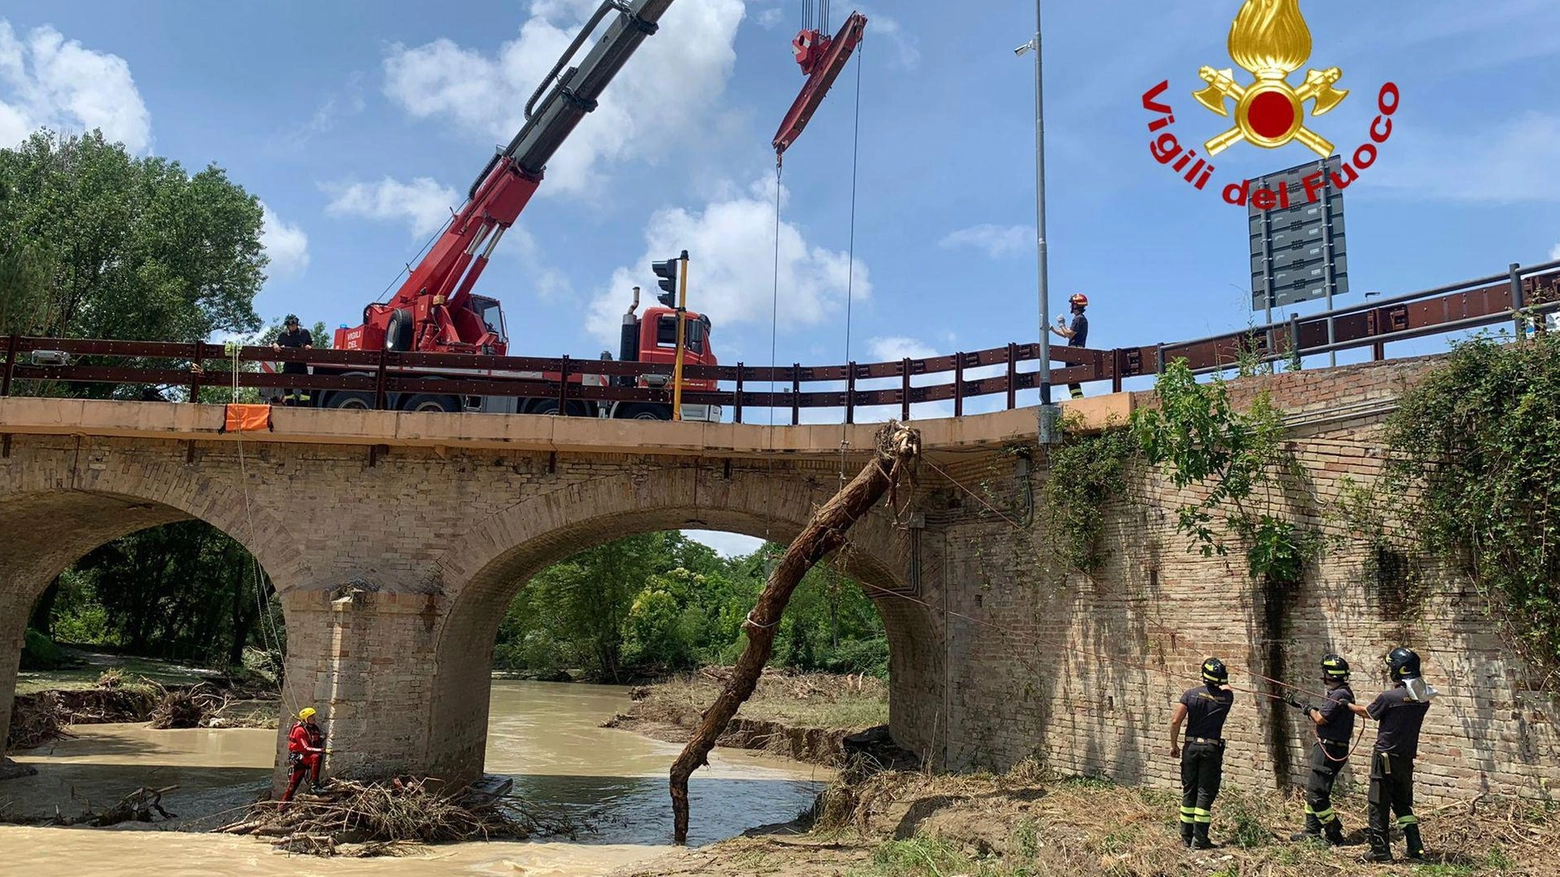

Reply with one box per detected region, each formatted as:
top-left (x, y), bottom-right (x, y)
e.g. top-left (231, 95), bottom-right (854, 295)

top-left (6, 692), bottom-right (74, 750)
top-left (148, 683), bottom-right (228, 729)
top-left (219, 777), bottom-right (580, 858)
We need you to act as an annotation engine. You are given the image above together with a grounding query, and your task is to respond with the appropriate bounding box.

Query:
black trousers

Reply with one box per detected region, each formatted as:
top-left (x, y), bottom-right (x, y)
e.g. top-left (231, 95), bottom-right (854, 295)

top-left (1368, 750), bottom-right (1418, 848)
top-left (1305, 739), bottom-right (1350, 825)
top-left (280, 365), bottom-right (309, 403)
top-left (1180, 741), bottom-right (1224, 827)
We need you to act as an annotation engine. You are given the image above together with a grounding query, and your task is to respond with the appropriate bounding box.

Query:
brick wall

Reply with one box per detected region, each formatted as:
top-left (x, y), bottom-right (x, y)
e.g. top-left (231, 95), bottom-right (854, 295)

top-left (928, 356), bottom-right (1560, 802)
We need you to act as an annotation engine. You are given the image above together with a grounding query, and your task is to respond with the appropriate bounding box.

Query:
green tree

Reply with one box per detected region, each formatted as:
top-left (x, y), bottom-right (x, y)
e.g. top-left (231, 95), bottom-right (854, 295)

top-left (0, 128), bottom-right (266, 343)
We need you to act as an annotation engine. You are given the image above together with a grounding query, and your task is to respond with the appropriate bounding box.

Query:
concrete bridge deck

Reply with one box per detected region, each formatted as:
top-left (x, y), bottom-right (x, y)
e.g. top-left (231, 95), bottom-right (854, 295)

top-left (0, 393), bottom-right (1130, 459)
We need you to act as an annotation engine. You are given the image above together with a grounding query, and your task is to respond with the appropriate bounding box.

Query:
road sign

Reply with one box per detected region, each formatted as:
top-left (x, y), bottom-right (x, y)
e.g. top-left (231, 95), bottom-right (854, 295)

top-left (1249, 155), bottom-right (1348, 315)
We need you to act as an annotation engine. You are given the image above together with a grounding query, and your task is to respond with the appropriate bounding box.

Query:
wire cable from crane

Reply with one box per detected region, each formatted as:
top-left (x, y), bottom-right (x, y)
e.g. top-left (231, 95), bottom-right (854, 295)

top-left (373, 212), bottom-right (457, 305)
top-left (838, 34), bottom-right (863, 487)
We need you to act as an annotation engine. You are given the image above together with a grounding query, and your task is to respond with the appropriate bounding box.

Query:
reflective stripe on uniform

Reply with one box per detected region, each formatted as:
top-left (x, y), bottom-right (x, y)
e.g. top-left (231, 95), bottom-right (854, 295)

top-left (1398, 815), bottom-right (1418, 826)
top-left (1192, 807), bottom-right (1212, 824)
top-left (1179, 806), bottom-right (1196, 824)
top-left (1315, 807), bottom-right (1336, 823)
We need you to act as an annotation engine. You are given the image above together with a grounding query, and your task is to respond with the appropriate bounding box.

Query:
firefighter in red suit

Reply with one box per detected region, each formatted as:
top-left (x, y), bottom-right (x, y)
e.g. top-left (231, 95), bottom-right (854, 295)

top-left (281, 706), bottom-right (326, 806)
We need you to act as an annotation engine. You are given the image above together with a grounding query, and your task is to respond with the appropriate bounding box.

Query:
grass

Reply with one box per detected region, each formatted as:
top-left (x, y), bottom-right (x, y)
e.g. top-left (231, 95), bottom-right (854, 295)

top-left (15, 647), bottom-right (225, 695)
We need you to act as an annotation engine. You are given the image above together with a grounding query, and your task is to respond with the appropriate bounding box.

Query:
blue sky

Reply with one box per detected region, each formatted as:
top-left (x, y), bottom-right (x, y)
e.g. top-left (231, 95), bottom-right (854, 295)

top-left (4, 1), bottom-right (1559, 556)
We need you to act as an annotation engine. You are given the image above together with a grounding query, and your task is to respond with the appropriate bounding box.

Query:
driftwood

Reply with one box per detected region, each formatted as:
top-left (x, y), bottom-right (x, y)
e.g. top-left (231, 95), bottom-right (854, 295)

top-left (219, 776), bottom-right (578, 857)
top-left (669, 422), bottom-right (920, 844)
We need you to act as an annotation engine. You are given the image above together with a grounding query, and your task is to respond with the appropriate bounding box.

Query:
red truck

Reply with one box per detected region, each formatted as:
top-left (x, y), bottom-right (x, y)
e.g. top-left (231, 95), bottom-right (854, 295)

top-left (265, 0), bottom-right (722, 422)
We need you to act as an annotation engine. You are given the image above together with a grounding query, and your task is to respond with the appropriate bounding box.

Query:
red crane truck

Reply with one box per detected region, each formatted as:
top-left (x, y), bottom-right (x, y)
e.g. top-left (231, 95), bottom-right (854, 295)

top-left (266, 0), bottom-right (722, 422)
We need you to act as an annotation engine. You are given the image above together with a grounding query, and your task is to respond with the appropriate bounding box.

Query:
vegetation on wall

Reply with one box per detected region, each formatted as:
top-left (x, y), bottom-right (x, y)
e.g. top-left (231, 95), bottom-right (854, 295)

top-left (1041, 415), bottom-right (1137, 573)
top-left (1378, 330), bottom-right (1560, 676)
top-left (1128, 360), bottom-right (1316, 581)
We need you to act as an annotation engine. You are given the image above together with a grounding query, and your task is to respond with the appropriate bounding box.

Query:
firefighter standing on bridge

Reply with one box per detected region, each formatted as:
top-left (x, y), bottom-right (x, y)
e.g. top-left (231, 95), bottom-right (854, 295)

top-left (1285, 654), bottom-right (1355, 845)
top-left (1049, 293), bottom-right (1089, 399)
top-left (271, 314), bottom-right (313, 406)
top-left (1169, 657), bottom-right (1235, 849)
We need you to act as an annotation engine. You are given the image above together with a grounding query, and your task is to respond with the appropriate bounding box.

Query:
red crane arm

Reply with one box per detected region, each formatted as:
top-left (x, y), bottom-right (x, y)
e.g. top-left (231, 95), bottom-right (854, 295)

top-left (772, 12), bottom-right (866, 157)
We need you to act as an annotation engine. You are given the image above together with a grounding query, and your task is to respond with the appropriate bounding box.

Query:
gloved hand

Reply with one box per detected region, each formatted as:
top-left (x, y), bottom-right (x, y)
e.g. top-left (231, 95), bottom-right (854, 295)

top-left (1284, 694), bottom-right (1308, 712)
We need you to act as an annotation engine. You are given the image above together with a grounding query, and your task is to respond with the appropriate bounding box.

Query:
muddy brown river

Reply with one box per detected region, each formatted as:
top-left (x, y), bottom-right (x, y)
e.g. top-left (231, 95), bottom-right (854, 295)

top-left (0, 680), bottom-right (833, 875)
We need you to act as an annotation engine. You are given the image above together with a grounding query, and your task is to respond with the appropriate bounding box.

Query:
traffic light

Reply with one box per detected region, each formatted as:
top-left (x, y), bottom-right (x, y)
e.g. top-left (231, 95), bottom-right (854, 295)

top-left (651, 257), bottom-right (679, 307)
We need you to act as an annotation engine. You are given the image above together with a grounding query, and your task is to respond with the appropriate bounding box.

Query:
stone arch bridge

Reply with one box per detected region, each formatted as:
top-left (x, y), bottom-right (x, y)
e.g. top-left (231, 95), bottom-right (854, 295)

top-left (0, 394), bottom-right (1109, 788)
top-left (3, 356), bottom-right (1555, 804)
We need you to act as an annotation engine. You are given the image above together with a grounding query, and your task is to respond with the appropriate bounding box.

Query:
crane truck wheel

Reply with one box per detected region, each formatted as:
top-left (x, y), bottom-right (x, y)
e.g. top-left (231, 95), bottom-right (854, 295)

top-left (326, 391), bottom-right (375, 410)
top-left (401, 393), bottom-right (462, 413)
top-left (617, 403), bottom-right (671, 421)
top-left (385, 308), bottom-right (413, 352)
top-left (528, 399), bottom-right (589, 417)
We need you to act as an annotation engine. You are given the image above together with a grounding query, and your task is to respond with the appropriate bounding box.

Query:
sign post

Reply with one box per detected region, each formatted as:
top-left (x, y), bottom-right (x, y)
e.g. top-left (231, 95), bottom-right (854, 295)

top-left (1248, 156), bottom-right (1349, 364)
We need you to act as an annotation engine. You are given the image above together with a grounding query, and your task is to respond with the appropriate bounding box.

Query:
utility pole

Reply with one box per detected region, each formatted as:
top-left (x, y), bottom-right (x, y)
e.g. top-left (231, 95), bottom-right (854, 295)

top-left (1017, 1), bottom-right (1058, 444)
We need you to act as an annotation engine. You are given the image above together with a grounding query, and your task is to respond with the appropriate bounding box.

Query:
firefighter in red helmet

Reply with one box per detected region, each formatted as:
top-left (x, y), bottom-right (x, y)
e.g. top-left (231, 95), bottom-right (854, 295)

top-left (1049, 294), bottom-right (1090, 399)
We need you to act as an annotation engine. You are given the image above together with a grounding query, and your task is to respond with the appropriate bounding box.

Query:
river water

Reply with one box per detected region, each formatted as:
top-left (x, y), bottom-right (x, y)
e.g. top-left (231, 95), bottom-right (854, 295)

top-left (0, 680), bottom-right (832, 876)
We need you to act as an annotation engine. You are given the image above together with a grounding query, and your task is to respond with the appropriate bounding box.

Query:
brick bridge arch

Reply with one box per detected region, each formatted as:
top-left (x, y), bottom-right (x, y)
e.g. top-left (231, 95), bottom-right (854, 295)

top-left (0, 445), bottom-right (309, 748)
top-left (421, 464), bottom-right (944, 781)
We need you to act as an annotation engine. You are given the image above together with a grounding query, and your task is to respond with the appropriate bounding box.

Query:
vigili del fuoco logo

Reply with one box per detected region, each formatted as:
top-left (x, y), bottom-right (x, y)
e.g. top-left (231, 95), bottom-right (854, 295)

top-left (1141, 0), bottom-right (1400, 210)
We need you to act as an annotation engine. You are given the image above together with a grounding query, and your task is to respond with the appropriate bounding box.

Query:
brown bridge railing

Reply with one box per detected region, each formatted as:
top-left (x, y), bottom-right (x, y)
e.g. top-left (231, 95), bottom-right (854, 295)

top-left (2, 260), bottom-right (1558, 424)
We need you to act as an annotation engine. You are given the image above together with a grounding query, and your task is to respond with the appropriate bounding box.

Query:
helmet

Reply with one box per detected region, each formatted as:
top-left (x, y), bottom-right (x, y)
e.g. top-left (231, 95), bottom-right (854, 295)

top-left (1320, 654), bottom-right (1351, 682)
top-left (284, 314), bottom-right (300, 326)
top-left (298, 707), bottom-right (317, 721)
top-left (1069, 293), bottom-right (1089, 308)
top-left (1386, 647), bottom-right (1422, 680)
top-left (1201, 657), bottom-right (1228, 685)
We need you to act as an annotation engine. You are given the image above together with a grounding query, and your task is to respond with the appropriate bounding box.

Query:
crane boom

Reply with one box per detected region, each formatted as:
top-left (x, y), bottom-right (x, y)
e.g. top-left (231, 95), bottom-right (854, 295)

top-left (343, 0), bottom-right (675, 355)
top-left (773, 11), bottom-right (866, 158)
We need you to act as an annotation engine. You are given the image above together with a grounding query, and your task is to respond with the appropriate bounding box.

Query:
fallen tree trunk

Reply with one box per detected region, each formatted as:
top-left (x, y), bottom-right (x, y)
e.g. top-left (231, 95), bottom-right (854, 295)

top-left (669, 422), bottom-right (920, 844)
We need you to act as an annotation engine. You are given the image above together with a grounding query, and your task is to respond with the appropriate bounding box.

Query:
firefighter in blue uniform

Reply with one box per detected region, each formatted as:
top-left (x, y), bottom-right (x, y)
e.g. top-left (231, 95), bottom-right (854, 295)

top-left (1285, 654), bottom-right (1355, 845)
top-left (1349, 646), bottom-right (1434, 863)
top-left (1169, 657), bottom-right (1235, 849)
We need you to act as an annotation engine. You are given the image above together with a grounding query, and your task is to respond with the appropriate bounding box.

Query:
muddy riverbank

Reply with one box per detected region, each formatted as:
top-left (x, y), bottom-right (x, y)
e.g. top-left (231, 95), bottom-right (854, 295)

top-left (603, 668), bottom-right (891, 766)
top-left (609, 761), bottom-right (1556, 877)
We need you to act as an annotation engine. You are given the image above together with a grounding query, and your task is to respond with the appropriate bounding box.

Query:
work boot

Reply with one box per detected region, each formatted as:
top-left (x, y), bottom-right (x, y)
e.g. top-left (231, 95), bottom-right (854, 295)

top-left (1323, 818), bottom-right (1346, 847)
top-left (1290, 812), bottom-right (1322, 842)
top-left (1403, 825), bottom-right (1426, 861)
top-left (1180, 820), bottom-right (1194, 847)
top-left (1192, 822), bottom-right (1215, 850)
top-left (1365, 829), bottom-right (1393, 863)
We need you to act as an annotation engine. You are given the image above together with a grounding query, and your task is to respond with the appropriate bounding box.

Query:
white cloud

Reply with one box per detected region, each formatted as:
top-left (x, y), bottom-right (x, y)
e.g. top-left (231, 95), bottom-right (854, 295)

top-left (854, 7), bottom-right (920, 70)
top-left (259, 202), bottom-right (310, 279)
top-left (0, 21), bottom-right (151, 152)
top-left (323, 177), bottom-right (459, 237)
top-left (868, 336), bottom-right (938, 362)
top-left (684, 530), bottom-right (764, 558)
top-left (758, 8), bottom-right (785, 29)
top-left (1367, 111), bottom-right (1560, 204)
top-left (1551, 241), bottom-right (1560, 261)
top-left (585, 173), bottom-right (869, 345)
top-left (383, 0), bottom-right (743, 197)
top-left (940, 224), bottom-right (1034, 259)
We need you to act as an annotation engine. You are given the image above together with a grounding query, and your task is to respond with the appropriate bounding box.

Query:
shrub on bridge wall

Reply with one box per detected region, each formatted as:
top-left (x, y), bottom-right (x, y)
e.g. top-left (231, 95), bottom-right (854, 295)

top-left (1042, 414), bottom-right (1137, 574)
top-left (1379, 330), bottom-right (1560, 681)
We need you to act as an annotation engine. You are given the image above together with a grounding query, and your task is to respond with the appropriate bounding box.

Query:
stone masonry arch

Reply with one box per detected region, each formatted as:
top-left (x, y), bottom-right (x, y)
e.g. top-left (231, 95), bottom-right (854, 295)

top-left (421, 464), bottom-right (943, 782)
top-left (0, 440), bottom-right (310, 758)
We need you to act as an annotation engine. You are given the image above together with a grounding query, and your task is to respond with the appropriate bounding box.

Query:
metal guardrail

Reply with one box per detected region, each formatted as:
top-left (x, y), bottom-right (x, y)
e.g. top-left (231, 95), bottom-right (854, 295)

top-left (2, 260), bottom-right (1558, 424)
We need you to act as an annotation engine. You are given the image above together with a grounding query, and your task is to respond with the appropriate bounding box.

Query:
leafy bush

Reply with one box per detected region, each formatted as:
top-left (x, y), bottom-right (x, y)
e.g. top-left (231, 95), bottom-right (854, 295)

top-left (20, 628), bottom-right (70, 670)
top-left (1381, 331), bottom-right (1560, 672)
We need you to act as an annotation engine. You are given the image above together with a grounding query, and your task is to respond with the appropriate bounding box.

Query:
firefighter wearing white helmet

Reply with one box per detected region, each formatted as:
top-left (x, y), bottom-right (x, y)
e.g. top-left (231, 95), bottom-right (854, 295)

top-left (1348, 646), bottom-right (1434, 863)
top-left (1048, 293), bottom-right (1090, 399)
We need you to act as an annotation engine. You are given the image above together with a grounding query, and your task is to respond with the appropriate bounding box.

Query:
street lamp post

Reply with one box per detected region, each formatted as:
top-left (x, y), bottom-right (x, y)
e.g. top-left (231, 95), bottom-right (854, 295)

top-left (1016, 1), bottom-right (1058, 445)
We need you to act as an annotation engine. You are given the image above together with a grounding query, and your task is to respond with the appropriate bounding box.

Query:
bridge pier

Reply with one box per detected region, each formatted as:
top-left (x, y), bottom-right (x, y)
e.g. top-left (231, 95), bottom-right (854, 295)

top-left (273, 586), bottom-right (447, 792)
